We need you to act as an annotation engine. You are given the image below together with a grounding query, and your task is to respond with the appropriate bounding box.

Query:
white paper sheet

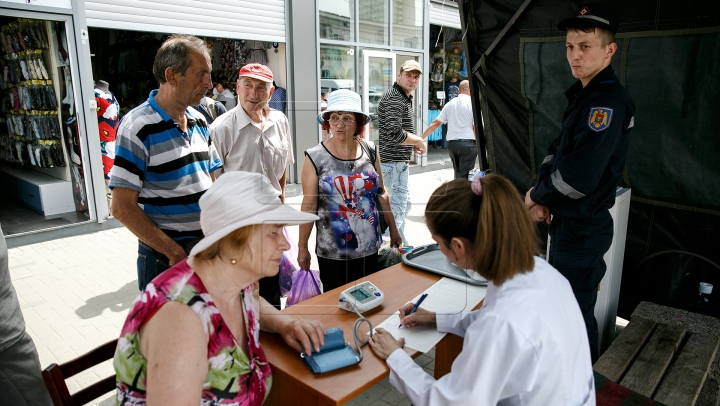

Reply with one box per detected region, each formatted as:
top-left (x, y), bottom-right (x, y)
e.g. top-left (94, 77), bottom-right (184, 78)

top-left (372, 277), bottom-right (487, 353)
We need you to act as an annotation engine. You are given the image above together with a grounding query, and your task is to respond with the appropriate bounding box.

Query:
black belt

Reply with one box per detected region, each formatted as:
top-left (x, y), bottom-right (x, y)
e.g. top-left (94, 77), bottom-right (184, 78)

top-left (448, 139), bottom-right (476, 143)
top-left (179, 237), bottom-right (202, 254)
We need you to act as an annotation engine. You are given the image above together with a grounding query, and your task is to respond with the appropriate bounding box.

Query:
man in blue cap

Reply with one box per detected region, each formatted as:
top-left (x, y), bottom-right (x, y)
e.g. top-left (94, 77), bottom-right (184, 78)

top-left (525, 2), bottom-right (635, 362)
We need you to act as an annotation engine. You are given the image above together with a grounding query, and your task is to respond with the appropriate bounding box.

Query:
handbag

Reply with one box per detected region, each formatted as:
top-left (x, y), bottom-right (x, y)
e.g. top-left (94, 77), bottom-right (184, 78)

top-left (279, 227), bottom-right (300, 297)
top-left (378, 242), bottom-right (412, 270)
top-left (357, 139), bottom-right (389, 235)
top-left (285, 267), bottom-right (322, 307)
top-left (300, 327), bottom-right (361, 373)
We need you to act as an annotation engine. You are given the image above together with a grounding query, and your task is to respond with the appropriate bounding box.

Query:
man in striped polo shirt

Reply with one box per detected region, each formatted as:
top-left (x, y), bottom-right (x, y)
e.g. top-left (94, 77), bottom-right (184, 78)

top-left (110, 35), bottom-right (222, 291)
top-left (378, 60), bottom-right (427, 244)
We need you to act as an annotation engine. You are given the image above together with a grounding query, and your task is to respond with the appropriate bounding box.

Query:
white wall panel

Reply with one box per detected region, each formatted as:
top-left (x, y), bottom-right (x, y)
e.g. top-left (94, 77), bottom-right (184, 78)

top-left (85, 0), bottom-right (285, 42)
top-left (429, 0), bottom-right (461, 30)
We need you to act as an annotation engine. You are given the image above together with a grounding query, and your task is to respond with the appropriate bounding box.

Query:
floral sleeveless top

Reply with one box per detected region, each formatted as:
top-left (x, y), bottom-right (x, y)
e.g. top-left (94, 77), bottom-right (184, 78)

top-left (113, 259), bottom-right (272, 405)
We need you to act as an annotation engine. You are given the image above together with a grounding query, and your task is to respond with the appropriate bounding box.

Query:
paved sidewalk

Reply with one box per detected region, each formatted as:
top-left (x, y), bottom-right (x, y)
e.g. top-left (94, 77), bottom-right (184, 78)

top-left (6, 168), bottom-right (455, 405)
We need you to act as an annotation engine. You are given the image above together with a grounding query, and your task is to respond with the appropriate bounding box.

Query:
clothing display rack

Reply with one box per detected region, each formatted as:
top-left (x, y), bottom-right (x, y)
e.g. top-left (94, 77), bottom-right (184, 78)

top-left (0, 18), bottom-right (68, 173)
top-left (0, 16), bottom-right (79, 216)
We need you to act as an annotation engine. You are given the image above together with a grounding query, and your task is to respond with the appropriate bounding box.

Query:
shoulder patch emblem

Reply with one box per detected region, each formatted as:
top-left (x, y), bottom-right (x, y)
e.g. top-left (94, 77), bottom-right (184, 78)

top-left (588, 107), bottom-right (613, 132)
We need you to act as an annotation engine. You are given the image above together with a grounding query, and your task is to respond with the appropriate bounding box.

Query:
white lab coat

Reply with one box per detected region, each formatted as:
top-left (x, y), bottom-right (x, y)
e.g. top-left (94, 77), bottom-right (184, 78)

top-left (386, 257), bottom-right (595, 406)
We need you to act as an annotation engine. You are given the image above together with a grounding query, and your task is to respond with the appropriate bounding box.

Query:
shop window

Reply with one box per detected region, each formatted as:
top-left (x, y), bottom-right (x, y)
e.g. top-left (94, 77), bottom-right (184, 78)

top-left (0, 15), bottom-right (91, 235)
top-left (320, 0), bottom-right (355, 42)
top-left (88, 29), bottom-right (287, 114)
top-left (359, 0), bottom-right (389, 45)
top-left (392, 0), bottom-right (423, 49)
top-left (319, 45), bottom-right (356, 141)
top-left (320, 46), bottom-right (355, 90)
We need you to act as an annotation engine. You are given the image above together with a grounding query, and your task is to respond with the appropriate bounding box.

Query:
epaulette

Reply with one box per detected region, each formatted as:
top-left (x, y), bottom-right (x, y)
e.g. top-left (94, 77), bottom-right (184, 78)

top-left (598, 79), bottom-right (616, 94)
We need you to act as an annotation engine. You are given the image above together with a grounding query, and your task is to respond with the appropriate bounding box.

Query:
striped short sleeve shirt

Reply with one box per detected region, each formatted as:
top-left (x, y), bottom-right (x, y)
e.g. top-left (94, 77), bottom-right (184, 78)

top-left (378, 83), bottom-right (415, 163)
top-left (109, 90), bottom-right (222, 242)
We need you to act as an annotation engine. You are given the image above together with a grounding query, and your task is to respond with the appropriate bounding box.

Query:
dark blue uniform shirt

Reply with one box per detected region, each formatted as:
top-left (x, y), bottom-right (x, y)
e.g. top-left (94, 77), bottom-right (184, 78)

top-left (531, 65), bottom-right (635, 220)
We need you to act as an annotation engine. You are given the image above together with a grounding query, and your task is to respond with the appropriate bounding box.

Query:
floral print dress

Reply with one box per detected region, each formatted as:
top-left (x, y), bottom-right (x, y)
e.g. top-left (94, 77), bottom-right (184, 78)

top-left (113, 259), bottom-right (272, 405)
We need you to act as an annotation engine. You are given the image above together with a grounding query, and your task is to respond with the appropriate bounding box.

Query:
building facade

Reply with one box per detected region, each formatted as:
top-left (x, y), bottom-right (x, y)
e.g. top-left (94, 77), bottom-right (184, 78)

top-left (0, 0), bottom-right (459, 242)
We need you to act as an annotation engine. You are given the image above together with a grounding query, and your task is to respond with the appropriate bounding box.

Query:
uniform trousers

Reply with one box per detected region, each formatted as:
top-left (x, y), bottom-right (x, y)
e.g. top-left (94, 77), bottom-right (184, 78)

top-left (548, 213), bottom-right (613, 362)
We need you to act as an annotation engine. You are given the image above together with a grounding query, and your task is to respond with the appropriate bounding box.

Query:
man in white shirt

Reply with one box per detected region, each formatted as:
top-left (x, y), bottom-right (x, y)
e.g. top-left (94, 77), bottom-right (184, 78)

top-left (209, 63), bottom-right (293, 308)
top-left (421, 80), bottom-right (476, 179)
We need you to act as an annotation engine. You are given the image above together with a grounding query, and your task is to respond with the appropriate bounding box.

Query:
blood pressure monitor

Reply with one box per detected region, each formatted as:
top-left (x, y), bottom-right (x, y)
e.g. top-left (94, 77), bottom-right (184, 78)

top-left (338, 281), bottom-right (384, 313)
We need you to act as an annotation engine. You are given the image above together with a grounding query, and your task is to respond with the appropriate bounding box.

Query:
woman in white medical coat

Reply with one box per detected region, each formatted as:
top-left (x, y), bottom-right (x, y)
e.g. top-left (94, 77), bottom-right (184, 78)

top-left (369, 174), bottom-right (596, 406)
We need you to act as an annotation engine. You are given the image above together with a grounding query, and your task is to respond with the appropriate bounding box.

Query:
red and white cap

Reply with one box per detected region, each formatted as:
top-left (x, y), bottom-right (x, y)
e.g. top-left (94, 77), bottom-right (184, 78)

top-left (238, 63), bottom-right (274, 83)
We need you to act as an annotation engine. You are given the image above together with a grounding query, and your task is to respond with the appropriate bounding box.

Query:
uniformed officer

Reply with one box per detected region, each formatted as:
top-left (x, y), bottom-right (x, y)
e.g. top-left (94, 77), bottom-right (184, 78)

top-left (524, 3), bottom-right (635, 362)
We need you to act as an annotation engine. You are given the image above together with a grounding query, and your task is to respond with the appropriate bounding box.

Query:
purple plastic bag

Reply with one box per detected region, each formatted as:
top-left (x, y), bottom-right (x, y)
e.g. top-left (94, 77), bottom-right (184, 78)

top-left (285, 268), bottom-right (322, 307)
top-left (279, 227), bottom-right (300, 297)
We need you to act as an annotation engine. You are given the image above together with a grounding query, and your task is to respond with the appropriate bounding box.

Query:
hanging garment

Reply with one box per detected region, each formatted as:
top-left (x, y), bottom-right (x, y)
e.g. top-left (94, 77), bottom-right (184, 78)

top-left (245, 41), bottom-right (270, 65)
top-left (445, 52), bottom-right (462, 78)
top-left (426, 110), bottom-right (444, 142)
top-left (14, 30), bottom-right (26, 51)
top-left (95, 87), bottom-right (120, 174)
top-left (458, 51), bottom-right (468, 77)
top-left (27, 144), bottom-right (36, 165)
top-left (14, 115), bottom-right (24, 137)
top-left (54, 22), bottom-right (69, 64)
top-left (10, 87), bottom-right (20, 112)
top-left (7, 34), bottom-right (18, 53)
top-left (35, 57), bottom-right (49, 79)
top-left (234, 39), bottom-right (248, 68)
top-left (430, 58), bottom-right (445, 82)
top-left (52, 144), bottom-right (66, 167)
top-left (27, 58), bottom-right (39, 79)
top-left (220, 39), bottom-right (233, 70)
top-left (0, 33), bottom-right (9, 53)
top-left (19, 60), bottom-right (30, 80)
top-left (15, 142), bottom-right (24, 165)
top-left (5, 116), bottom-right (15, 137)
top-left (62, 66), bottom-right (74, 114)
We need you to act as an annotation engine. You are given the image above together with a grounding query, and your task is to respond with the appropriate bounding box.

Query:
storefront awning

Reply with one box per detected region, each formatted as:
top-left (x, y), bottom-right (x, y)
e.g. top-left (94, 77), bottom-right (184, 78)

top-left (84, 0), bottom-right (286, 43)
top-left (429, 0), bottom-right (461, 30)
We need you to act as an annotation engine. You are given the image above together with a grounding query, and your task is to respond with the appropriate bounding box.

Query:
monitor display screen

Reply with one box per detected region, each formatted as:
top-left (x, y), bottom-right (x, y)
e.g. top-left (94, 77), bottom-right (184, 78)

top-left (350, 287), bottom-right (371, 301)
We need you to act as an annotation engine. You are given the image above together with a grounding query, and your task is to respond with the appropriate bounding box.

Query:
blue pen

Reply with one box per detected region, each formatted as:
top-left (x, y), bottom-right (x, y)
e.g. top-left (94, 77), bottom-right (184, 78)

top-left (399, 293), bottom-right (428, 328)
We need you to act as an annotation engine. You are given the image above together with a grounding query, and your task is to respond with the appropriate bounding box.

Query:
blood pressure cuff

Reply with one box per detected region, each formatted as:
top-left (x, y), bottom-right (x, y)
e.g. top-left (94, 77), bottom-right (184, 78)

top-left (301, 327), bottom-right (360, 374)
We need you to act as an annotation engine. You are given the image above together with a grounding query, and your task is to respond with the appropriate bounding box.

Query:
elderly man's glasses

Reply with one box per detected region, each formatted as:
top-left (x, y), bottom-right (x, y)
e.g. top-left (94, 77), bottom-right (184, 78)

top-left (329, 117), bottom-right (356, 126)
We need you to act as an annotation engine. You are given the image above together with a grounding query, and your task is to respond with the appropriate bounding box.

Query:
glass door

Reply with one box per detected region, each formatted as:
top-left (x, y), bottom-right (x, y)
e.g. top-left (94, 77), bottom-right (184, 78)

top-left (362, 50), bottom-right (395, 143)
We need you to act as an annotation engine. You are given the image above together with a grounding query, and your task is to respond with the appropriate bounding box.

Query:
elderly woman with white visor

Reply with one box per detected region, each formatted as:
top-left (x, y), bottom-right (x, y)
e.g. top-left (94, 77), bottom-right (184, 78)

top-left (298, 89), bottom-right (403, 292)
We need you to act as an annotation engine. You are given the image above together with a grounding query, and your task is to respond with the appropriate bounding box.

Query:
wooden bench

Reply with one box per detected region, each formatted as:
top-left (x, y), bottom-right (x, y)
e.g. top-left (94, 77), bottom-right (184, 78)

top-left (594, 316), bottom-right (720, 406)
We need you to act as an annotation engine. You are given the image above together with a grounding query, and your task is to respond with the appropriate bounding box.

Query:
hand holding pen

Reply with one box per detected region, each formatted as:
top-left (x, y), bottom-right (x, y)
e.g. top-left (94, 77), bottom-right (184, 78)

top-left (398, 293), bottom-right (436, 328)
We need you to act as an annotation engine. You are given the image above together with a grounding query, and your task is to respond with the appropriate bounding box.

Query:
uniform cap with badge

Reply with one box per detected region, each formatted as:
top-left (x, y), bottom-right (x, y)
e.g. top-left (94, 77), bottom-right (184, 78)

top-left (557, 2), bottom-right (620, 34)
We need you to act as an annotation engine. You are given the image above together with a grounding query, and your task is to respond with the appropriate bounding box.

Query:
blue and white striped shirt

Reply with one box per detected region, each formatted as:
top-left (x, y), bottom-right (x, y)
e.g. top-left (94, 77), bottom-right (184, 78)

top-left (109, 90), bottom-right (222, 241)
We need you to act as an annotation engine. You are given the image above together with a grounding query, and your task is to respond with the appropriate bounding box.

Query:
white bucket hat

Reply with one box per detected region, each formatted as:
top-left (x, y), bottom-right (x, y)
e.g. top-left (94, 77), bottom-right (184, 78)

top-left (189, 171), bottom-right (319, 257)
top-left (316, 89), bottom-right (371, 124)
